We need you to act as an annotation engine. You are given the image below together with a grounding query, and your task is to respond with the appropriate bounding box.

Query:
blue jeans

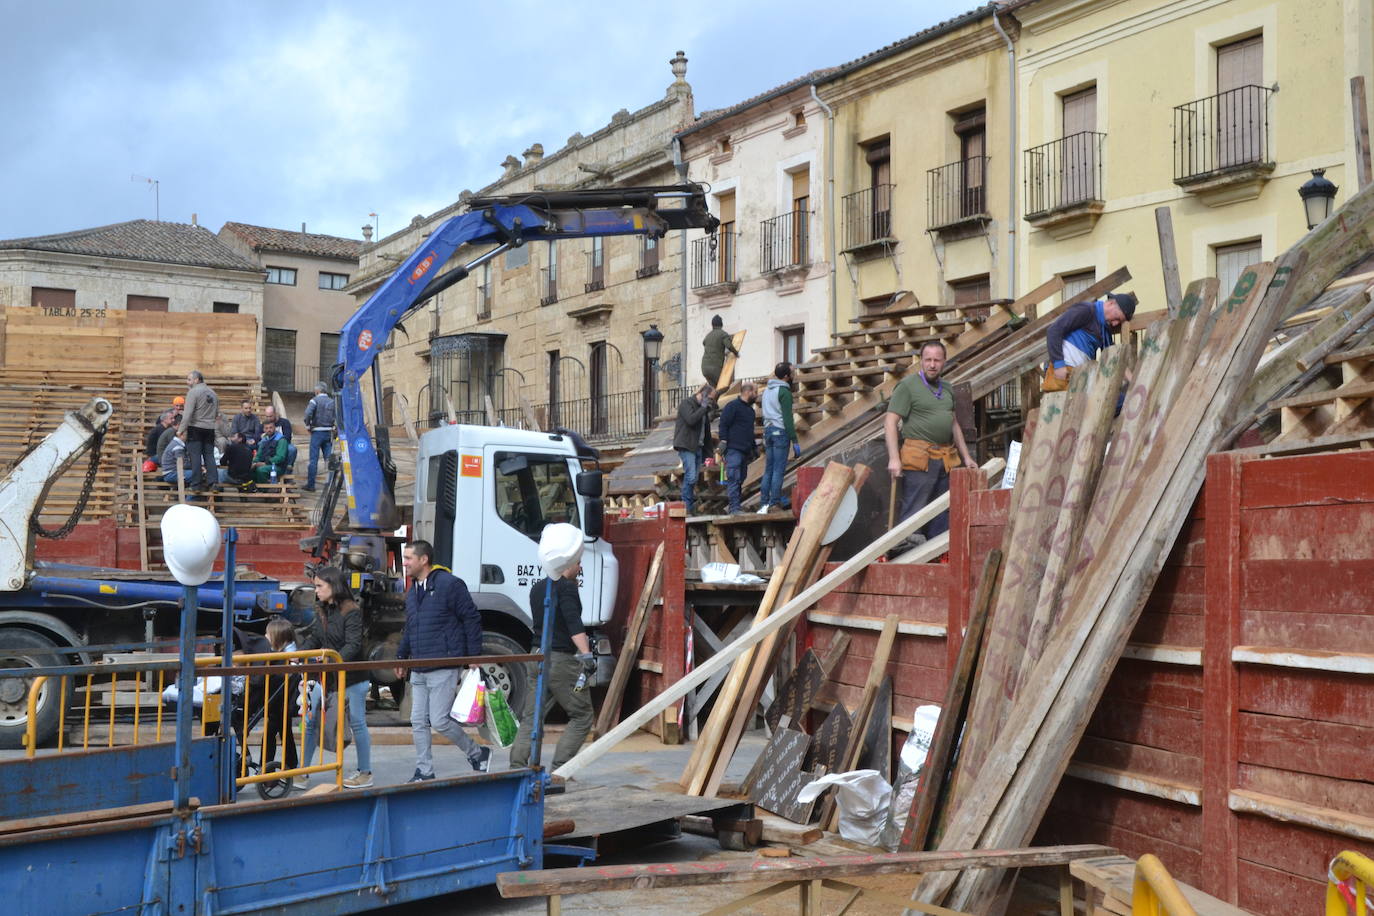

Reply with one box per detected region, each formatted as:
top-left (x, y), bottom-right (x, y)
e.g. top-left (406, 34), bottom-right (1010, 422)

top-left (761, 427), bottom-right (790, 508)
top-left (677, 448), bottom-right (701, 514)
top-left (303, 679), bottom-right (372, 772)
top-left (307, 429), bottom-right (333, 489)
top-left (725, 448), bottom-right (748, 513)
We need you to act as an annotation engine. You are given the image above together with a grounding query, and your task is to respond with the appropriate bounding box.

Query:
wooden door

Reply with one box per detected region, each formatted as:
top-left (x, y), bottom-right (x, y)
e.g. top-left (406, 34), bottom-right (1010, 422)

top-left (1061, 88), bottom-right (1098, 206)
top-left (1217, 36), bottom-right (1264, 167)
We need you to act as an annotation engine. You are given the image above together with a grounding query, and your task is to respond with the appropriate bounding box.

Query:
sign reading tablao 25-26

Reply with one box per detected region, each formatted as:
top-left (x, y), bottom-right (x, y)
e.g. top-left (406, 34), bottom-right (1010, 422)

top-left (39, 306), bottom-right (108, 319)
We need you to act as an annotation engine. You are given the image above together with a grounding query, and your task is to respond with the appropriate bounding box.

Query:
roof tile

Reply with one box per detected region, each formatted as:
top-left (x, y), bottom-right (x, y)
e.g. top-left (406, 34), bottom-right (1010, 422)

top-left (0, 220), bottom-right (261, 272)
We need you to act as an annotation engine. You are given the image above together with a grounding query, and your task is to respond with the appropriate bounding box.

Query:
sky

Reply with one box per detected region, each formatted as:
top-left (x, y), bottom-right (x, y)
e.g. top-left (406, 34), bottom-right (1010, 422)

top-left (1, 0), bottom-right (982, 243)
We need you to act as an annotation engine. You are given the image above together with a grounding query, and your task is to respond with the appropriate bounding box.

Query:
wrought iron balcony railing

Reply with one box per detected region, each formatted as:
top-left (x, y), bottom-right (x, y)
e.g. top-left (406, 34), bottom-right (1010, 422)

top-left (760, 210), bottom-right (810, 273)
top-left (841, 184), bottom-right (895, 249)
top-left (1024, 131), bottom-right (1106, 218)
top-left (927, 156), bottom-right (989, 229)
top-left (1173, 85), bottom-right (1274, 183)
top-left (691, 231), bottom-right (737, 290)
top-left (540, 267), bottom-right (558, 306)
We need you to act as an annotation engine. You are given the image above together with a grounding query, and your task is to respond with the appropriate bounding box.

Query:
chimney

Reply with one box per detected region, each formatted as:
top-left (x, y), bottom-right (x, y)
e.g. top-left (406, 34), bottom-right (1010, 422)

top-left (523, 143), bottom-right (545, 168)
top-left (501, 155), bottom-right (521, 178)
top-left (191, 213), bottom-right (198, 226)
top-left (301, 222), bottom-right (307, 234)
top-left (362, 225), bottom-right (373, 243)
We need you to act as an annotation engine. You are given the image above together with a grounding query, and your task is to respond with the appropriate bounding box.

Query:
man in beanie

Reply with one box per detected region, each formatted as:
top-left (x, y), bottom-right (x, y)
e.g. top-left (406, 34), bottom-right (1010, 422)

top-left (1043, 291), bottom-right (1139, 392)
top-left (700, 314), bottom-right (739, 388)
top-left (509, 523), bottom-right (595, 781)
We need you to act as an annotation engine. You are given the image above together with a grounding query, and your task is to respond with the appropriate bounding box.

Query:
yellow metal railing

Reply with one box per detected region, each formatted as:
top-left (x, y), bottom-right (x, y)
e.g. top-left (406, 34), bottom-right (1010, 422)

top-left (1328, 851), bottom-right (1374, 916)
top-left (1132, 854), bottom-right (1198, 916)
top-left (24, 650), bottom-right (347, 792)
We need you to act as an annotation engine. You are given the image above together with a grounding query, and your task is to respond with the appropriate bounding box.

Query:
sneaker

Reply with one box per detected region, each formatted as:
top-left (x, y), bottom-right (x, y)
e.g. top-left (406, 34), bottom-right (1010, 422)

top-left (757, 504), bottom-right (771, 514)
top-left (407, 769), bottom-right (435, 783)
top-left (470, 746), bottom-right (492, 773)
top-left (301, 486), bottom-right (315, 492)
top-left (343, 770), bottom-right (373, 789)
top-left (292, 775), bottom-right (310, 790)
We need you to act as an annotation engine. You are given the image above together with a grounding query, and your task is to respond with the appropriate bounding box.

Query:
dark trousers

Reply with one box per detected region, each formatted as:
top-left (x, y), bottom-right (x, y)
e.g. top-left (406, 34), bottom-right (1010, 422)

top-left (725, 448), bottom-right (748, 512)
top-left (509, 652), bottom-right (595, 771)
top-left (185, 427), bottom-right (216, 489)
top-left (898, 462), bottom-right (950, 539)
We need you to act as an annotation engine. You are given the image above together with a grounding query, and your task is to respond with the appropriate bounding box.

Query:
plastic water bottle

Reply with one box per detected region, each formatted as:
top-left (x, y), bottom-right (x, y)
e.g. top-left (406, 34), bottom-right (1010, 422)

top-left (573, 669), bottom-right (588, 692)
top-left (269, 465), bottom-right (277, 484)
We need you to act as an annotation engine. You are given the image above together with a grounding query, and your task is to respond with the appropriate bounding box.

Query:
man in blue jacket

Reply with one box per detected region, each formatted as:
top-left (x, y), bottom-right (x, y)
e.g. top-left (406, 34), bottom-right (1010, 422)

top-left (1043, 292), bottom-right (1138, 391)
top-left (394, 539), bottom-right (491, 778)
top-left (717, 381), bottom-right (759, 514)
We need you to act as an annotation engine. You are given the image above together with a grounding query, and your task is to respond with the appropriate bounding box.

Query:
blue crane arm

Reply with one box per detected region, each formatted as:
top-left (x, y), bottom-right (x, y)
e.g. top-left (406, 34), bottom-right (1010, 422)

top-left (333, 189), bottom-right (716, 531)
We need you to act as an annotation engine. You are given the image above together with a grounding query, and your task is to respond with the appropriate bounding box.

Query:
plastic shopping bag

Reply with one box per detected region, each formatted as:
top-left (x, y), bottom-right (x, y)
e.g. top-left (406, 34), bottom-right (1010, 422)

top-left (797, 770), bottom-right (892, 847)
top-left (485, 678), bottom-right (520, 748)
top-left (450, 668), bottom-right (486, 725)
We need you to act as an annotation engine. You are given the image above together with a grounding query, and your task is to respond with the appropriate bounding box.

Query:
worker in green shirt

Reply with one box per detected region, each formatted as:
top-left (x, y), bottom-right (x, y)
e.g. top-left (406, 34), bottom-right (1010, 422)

top-left (701, 314), bottom-right (739, 387)
top-left (883, 342), bottom-right (973, 548)
top-left (759, 361), bottom-right (801, 513)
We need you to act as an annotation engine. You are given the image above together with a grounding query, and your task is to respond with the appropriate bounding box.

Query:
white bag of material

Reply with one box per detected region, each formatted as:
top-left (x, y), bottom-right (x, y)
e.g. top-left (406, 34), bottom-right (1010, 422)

top-left (700, 561), bottom-right (740, 583)
top-left (999, 440), bottom-right (1021, 489)
top-left (881, 704), bottom-right (942, 849)
top-left (796, 770), bottom-right (891, 847)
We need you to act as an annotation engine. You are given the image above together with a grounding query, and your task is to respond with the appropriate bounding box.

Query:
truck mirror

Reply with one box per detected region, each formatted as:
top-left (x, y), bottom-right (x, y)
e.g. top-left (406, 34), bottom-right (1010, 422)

top-left (576, 469), bottom-right (604, 498)
top-left (583, 498), bottom-right (605, 539)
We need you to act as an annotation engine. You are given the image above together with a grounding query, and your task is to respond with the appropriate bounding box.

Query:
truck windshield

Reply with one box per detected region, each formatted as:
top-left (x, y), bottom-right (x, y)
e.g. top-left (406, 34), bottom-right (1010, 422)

top-left (493, 451), bottom-right (580, 539)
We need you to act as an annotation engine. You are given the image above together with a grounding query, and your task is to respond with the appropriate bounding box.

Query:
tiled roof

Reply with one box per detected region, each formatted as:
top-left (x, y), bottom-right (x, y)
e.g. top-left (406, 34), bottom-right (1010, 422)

top-left (220, 222), bottom-right (361, 261)
top-left (681, 68), bottom-right (840, 137)
top-left (0, 220), bottom-right (261, 272)
top-left (825, 2), bottom-right (1002, 78)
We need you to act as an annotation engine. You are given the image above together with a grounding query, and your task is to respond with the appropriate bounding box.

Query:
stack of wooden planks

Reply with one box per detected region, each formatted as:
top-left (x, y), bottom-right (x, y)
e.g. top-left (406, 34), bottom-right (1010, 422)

top-left (909, 180), bottom-right (1374, 913)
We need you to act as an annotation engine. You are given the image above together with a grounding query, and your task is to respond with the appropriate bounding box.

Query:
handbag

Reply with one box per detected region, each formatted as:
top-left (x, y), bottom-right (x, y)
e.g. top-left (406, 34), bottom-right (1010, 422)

top-left (450, 668), bottom-right (486, 725)
top-left (484, 676), bottom-right (520, 748)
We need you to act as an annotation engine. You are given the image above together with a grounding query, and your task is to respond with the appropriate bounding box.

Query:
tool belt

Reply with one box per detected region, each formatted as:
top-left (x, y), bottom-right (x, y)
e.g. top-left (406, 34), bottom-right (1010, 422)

top-left (900, 438), bottom-right (959, 473)
top-left (1041, 365), bottom-right (1072, 393)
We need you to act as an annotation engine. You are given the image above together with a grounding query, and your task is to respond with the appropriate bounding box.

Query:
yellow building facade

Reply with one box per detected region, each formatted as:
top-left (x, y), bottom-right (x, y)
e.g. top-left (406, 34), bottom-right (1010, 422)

top-left (1014, 0), bottom-right (1374, 307)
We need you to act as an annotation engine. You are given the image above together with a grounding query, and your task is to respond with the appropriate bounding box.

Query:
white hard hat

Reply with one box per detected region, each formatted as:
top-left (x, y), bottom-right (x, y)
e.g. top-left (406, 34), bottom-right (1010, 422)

top-left (538, 523), bottom-right (584, 578)
top-left (160, 504), bottom-right (222, 586)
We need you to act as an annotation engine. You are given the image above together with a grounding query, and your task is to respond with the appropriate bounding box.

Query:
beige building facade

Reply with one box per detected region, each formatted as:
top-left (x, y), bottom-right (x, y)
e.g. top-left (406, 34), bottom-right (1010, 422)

top-left (348, 54), bottom-right (699, 443)
top-left (218, 222), bottom-right (361, 397)
top-left (677, 74), bottom-right (835, 382)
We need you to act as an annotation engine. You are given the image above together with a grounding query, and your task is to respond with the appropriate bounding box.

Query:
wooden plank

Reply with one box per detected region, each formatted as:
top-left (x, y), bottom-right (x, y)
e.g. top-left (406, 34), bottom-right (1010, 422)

top-left (819, 613), bottom-right (898, 830)
top-left (714, 330), bottom-right (748, 391)
top-left (134, 451), bottom-right (149, 572)
top-left (593, 542), bottom-right (664, 739)
top-left (496, 845), bottom-right (1116, 898)
top-left (554, 461), bottom-right (1002, 780)
top-left (901, 549), bottom-right (1001, 851)
top-left (1231, 787), bottom-right (1374, 842)
top-left (1156, 207), bottom-right (1183, 315)
top-left (1355, 76), bottom-right (1373, 190)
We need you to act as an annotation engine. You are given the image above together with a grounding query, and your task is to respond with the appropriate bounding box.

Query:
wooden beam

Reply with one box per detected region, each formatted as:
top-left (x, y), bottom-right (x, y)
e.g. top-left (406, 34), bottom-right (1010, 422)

top-left (593, 542), bottom-right (664, 739)
top-left (821, 613), bottom-right (899, 830)
top-left (1155, 207), bottom-right (1183, 316)
top-left (554, 459), bottom-right (1003, 780)
top-left (1354, 76), bottom-right (1373, 190)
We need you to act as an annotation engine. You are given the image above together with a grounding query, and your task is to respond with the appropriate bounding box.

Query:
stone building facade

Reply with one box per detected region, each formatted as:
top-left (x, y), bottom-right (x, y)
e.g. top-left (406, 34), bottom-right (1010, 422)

top-left (347, 54), bottom-right (699, 444)
top-left (677, 72), bottom-right (835, 383)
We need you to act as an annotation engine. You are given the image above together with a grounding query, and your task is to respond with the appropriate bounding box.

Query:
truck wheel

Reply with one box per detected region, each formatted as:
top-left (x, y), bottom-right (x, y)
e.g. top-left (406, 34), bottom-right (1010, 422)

top-left (0, 629), bottom-right (63, 750)
top-left (479, 632), bottom-right (532, 737)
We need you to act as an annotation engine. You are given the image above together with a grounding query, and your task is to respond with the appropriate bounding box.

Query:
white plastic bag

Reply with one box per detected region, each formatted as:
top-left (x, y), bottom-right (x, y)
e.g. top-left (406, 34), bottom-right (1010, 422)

top-left (450, 668), bottom-right (486, 725)
top-left (796, 770), bottom-right (892, 847)
top-left (881, 704), bottom-right (942, 849)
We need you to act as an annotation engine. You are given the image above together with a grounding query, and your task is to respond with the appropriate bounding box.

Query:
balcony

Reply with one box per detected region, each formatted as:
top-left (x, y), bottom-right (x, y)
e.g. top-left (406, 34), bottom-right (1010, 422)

top-left (927, 157), bottom-right (990, 237)
top-left (691, 231), bottom-right (737, 296)
top-left (540, 267), bottom-right (558, 306)
top-left (476, 283), bottom-right (492, 320)
top-left (585, 252), bottom-right (605, 293)
top-left (1174, 85), bottom-right (1275, 206)
top-left (760, 210), bottom-right (810, 277)
top-left (841, 184), bottom-right (896, 256)
top-left (1023, 131), bottom-right (1106, 240)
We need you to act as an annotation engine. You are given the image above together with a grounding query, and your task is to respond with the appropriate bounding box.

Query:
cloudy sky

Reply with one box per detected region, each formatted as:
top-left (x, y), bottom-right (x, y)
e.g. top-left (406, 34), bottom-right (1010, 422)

top-left (3, 1), bottom-right (979, 242)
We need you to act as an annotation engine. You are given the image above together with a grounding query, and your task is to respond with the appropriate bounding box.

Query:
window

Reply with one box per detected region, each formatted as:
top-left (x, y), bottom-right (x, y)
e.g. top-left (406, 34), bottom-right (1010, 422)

top-left (318, 271), bottom-right (349, 290)
top-left (265, 266), bottom-right (297, 285)
top-left (505, 244), bottom-right (530, 269)
top-left (589, 341), bottom-right (609, 436)
top-left (719, 136), bottom-right (732, 155)
top-left (126, 295), bottom-right (169, 312)
top-left (954, 106), bottom-right (987, 218)
top-left (1217, 35), bottom-right (1264, 168)
top-left (547, 350), bottom-right (561, 427)
top-left (791, 167), bottom-right (810, 265)
top-left (542, 241), bottom-right (559, 305)
top-left (1060, 269), bottom-right (1097, 305)
top-left (478, 261), bottom-right (493, 318)
top-left (714, 191), bottom-right (737, 285)
top-left (1061, 87), bottom-right (1099, 206)
top-left (792, 109), bottom-right (806, 129)
top-left (1214, 239), bottom-right (1262, 299)
top-left (31, 287), bottom-right (75, 310)
top-left (866, 138), bottom-right (893, 240)
top-left (639, 235), bottom-right (659, 277)
top-left (318, 332), bottom-right (340, 385)
top-left (264, 328), bottom-right (297, 393)
top-left (492, 451), bottom-right (579, 540)
top-left (780, 326), bottom-right (805, 367)
top-left (587, 237), bottom-right (604, 292)
top-left (949, 275), bottom-right (992, 308)
top-left (429, 333), bottom-right (504, 421)
top-left (212, 302), bottom-right (239, 313)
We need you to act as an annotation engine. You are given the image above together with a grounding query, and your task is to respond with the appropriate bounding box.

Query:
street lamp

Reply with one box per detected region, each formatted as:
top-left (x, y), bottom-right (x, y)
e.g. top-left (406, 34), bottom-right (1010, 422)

top-left (1299, 168), bottom-right (1339, 230)
top-left (641, 325), bottom-right (665, 428)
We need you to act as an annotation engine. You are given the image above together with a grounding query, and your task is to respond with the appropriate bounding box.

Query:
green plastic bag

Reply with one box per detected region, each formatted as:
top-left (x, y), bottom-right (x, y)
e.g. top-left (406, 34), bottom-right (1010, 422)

top-left (485, 677), bottom-right (520, 748)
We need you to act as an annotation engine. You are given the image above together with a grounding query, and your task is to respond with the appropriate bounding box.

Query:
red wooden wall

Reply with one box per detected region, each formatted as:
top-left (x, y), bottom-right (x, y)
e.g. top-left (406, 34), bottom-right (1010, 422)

top-left (603, 512), bottom-right (687, 719)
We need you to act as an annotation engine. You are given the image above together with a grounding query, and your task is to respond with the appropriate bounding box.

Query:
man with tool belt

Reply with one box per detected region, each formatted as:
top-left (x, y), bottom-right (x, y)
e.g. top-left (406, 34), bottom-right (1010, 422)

top-left (884, 341), bottom-right (973, 549)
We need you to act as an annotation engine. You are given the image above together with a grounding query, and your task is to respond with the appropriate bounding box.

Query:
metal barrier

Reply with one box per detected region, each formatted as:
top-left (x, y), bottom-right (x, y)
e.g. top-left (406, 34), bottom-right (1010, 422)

top-left (1132, 853), bottom-right (1198, 916)
top-left (1328, 851), bottom-right (1374, 916)
top-left (24, 649), bottom-right (347, 792)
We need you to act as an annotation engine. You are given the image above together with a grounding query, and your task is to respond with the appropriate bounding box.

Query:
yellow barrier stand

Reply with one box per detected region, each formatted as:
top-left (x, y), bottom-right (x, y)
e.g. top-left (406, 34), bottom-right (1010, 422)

top-left (1328, 851), bottom-right (1374, 916)
top-left (1132, 854), bottom-right (1197, 916)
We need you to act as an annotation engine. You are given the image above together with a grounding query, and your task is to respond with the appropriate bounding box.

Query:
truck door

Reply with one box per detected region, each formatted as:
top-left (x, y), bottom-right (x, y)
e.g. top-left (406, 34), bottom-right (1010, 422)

top-left (485, 448), bottom-right (600, 625)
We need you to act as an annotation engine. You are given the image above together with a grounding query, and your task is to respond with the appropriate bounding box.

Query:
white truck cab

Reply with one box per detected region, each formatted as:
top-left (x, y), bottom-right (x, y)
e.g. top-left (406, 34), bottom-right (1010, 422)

top-left (412, 425), bottom-right (619, 669)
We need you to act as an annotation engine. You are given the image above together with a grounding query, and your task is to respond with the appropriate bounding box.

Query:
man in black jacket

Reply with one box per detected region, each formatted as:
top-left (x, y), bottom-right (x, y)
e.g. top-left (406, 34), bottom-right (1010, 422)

top-left (394, 540), bottom-right (491, 779)
top-left (717, 381), bottom-right (759, 514)
top-left (672, 384), bottom-right (716, 516)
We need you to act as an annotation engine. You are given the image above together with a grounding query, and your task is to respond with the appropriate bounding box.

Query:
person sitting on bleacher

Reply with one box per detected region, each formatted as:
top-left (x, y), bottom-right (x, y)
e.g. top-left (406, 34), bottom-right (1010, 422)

top-left (231, 400), bottom-right (262, 448)
top-left (160, 431), bottom-right (194, 485)
top-left (154, 412), bottom-right (179, 467)
top-left (144, 410), bottom-right (175, 464)
top-left (252, 419), bottom-right (289, 484)
top-left (220, 432), bottom-right (255, 489)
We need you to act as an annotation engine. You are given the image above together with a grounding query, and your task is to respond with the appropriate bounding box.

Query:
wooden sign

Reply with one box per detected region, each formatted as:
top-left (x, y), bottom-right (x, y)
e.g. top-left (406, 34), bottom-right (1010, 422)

top-left (765, 649), bottom-right (824, 732)
top-left (744, 727), bottom-right (822, 824)
top-left (858, 676), bottom-right (894, 782)
top-left (804, 703), bottom-right (852, 775)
